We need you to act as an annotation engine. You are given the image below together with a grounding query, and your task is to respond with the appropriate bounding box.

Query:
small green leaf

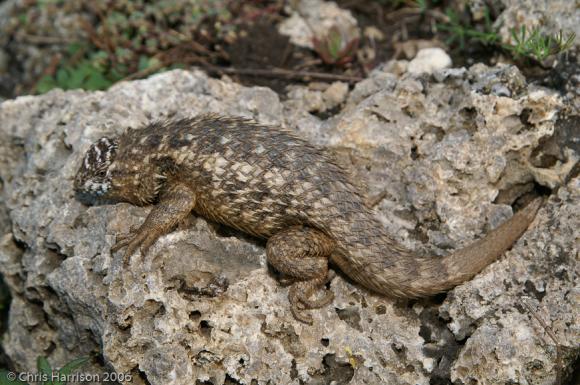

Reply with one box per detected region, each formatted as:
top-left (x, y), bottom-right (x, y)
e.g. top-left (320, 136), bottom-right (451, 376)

top-left (84, 72), bottom-right (113, 90)
top-left (138, 55), bottom-right (150, 71)
top-left (36, 76), bottom-right (57, 94)
top-left (55, 69), bottom-right (70, 88)
top-left (169, 63), bottom-right (185, 70)
top-left (66, 42), bottom-right (83, 55)
top-left (17, 13), bottom-right (27, 24)
top-left (111, 63), bottom-right (129, 78)
top-left (90, 51), bottom-right (109, 72)
top-left (327, 27), bottom-right (343, 59)
top-left (58, 356), bottom-right (89, 377)
top-left (37, 357), bottom-right (52, 376)
top-left (67, 65), bottom-right (91, 89)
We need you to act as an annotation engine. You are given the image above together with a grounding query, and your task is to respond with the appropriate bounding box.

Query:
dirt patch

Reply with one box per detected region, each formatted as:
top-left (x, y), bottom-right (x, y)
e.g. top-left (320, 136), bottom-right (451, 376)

top-left (224, 19), bottom-right (302, 94)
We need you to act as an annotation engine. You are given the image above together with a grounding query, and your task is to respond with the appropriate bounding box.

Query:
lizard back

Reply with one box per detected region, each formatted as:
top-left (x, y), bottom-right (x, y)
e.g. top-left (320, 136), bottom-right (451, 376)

top-left (111, 115), bottom-right (366, 239)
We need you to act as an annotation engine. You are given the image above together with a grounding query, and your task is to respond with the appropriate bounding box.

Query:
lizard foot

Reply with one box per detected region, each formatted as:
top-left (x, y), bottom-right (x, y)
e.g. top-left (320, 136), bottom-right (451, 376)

top-left (112, 225), bottom-right (139, 245)
top-left (111, 226), bottom-right (160, 264)
top-left (288, 280), bottom-right (335, 324)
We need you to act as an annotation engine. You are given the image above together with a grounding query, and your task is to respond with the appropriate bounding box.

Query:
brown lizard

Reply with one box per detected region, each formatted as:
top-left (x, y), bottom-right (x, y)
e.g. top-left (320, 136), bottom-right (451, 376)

top-left (73, 114), bottom-right (542, 324)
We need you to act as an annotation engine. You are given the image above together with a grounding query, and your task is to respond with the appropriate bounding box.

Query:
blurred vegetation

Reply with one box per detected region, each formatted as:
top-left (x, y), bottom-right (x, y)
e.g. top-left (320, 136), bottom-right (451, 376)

top-left (438, 6), bottom-right (576, 62)
top-left (2, 0), bottom-right (576, 95)
top-left (507, 27), bottom-right (576, 61)
top-left (312, 26), bottom-right (359, 66)
top-left (6, 0), bottom-right (234, 94)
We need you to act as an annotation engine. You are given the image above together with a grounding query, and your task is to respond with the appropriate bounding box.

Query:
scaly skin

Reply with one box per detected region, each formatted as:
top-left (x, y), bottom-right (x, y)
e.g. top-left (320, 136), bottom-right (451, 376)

top-left (74, 114), bottom-right (542, 324)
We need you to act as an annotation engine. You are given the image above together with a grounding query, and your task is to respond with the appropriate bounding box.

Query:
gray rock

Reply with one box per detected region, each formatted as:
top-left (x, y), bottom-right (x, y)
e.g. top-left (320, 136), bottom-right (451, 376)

top-left (278, 0), bottom-right (359, 49)
top-left (0, 65), bottom-right (577, 384)
top-left (407, 48), bottom-right (452, 75)
top-left (443, 182), bottom-right (580, 385)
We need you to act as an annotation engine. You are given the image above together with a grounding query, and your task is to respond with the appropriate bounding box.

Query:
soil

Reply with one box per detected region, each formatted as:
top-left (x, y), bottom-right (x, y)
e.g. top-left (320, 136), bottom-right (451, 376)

top-left (184, 0), bottom-right (572, 96)
top-left (0, 0), bottom-right (577, 101)
top-left (224, 19), bottom-right (307, 94)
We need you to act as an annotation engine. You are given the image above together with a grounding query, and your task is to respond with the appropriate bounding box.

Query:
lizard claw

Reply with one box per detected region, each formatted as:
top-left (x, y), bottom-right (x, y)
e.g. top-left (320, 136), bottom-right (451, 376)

top-left (111, 226), bottom-right (160, 264)
top-left (112, 225), bottom-right (140, 248)
top-left (291, 282), bottom-right (335, 309)
top-left (288, 280), bottom-right (335, 324)
top-left (290, 302), bottom-right (313, 325)
top-left (301, 290), bottom-right (334, 308)
top-left (288, 283), bottom-right (313, 324)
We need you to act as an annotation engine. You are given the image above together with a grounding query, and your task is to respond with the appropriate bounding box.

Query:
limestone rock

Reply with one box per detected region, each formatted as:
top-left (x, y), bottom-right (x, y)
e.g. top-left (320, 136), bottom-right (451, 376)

top-left (278, 0), bottom-right (359, 50)
top-left (0, 64), bottom-right (577, 384)
top-left (407, 48), bottom-right (452, 75)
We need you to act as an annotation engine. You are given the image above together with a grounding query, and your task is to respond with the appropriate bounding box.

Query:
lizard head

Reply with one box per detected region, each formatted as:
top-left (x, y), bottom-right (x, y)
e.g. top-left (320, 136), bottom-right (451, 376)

top-left (74, 137), bottom-right (118, 197)
top-left (74, 135), bottom-right (166, 206)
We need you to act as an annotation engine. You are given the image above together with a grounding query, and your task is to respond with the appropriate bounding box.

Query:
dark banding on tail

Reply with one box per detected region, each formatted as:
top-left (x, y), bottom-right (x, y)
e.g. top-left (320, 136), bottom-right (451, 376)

top-left (329, 197), bottom-right (543, 298)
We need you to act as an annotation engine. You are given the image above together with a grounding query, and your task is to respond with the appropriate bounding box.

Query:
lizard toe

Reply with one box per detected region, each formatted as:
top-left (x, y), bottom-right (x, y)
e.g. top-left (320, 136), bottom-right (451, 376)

top-left (300, 289), bottom-right (334, 309)
top-left (111, 225), bottom-right (140, 252)
top-left (290, 302), bottom-right (313, 325)
top-left (139, 232), bottom-right (161, 256)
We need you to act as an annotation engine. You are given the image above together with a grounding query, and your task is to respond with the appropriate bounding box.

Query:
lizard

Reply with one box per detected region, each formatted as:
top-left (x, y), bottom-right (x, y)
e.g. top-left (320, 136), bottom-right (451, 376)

top-left (73, 114), bottom-right (543, 324)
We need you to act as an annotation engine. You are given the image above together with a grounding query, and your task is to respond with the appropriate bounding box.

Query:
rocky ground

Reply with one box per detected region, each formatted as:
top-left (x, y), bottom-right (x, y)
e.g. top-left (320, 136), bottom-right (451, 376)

top-left (0, 1), bottom-right (578, 385)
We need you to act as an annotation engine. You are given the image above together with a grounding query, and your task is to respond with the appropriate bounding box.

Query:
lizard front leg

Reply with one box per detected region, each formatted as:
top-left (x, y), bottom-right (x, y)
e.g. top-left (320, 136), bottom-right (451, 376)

top-left (111, 182), bottom-right (196, 263)
top-left (266, 226), bottom-right (336, 324)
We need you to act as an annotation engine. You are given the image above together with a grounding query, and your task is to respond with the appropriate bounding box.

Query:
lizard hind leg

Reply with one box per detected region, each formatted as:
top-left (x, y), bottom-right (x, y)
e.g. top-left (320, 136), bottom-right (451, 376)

top-left (266, 226), bottom-right (336, 324)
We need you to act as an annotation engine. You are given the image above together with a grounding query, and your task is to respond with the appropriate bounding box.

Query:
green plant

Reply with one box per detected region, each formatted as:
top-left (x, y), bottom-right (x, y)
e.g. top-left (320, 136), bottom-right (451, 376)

top-left (508, 26), bottom-right (576, 61)
top-left (312, 26), bottom-right (360, 66)
top-left (36, 52), bottom-right (116, 94)
top-left (38, 356), bottom-right (89, 385)
top-left (414, 0), bottom-right (428, 13)
top-left (437, 7), bottom-right (499, 49)
top-left (437, 6), bottom-right (576, 62)
top-left (0, 356), bottom-right (88, 385)
top-left (27, 0), bottom-right (232, 94)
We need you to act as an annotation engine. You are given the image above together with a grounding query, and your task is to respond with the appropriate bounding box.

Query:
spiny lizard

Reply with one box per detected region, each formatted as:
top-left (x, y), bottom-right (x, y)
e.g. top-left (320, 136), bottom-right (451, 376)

top-left (74, 114), bottom-right (542, 324)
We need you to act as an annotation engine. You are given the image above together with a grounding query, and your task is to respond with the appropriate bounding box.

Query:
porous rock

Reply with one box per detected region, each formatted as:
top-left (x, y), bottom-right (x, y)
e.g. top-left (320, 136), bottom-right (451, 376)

top-left (0, 64), bottom-right (577, 385)
top-left (278, 0), bottom-right (359, 49)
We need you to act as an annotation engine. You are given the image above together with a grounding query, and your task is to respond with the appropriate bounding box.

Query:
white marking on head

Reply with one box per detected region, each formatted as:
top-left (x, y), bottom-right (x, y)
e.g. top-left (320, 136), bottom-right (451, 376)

top-left (84, 180), bottom-right (110, 196)
top-left (94, 144), bottom-right (101, 158)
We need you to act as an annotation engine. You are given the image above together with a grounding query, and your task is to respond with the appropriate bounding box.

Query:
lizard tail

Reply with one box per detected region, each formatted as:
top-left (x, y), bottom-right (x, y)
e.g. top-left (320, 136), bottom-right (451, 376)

top-left (328, 197), bottom-right (543, 298)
